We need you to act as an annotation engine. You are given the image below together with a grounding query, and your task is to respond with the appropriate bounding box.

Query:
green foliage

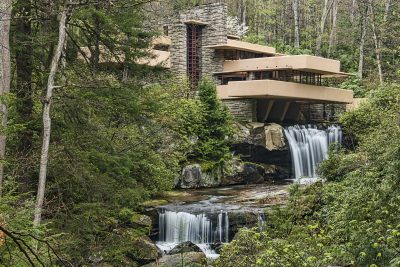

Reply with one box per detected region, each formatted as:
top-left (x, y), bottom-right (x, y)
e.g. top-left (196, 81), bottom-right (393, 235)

top-left (0, 180), bottom-right (60, 266)
top-left (194, 79), bottom-right (234, 164)
top-left (219, 84), bottom-right (400, 266)
top-left (339, 76), bottom-right (369, 98)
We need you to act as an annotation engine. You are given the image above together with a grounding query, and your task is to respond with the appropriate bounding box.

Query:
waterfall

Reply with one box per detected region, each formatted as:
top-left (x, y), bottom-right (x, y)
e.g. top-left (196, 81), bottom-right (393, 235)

top-left (158, 210), bottom-right (229, 244)
top-left (284, 125), bottom-right (342, 181)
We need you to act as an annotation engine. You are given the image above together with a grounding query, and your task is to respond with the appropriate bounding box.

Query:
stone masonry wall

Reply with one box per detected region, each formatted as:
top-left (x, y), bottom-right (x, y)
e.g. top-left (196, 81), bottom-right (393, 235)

top-left (299, 103), bottom-right (347, 123)
top-left (169, 3), bottom-right (227, 78)
top-left (223, 99), bottom-right (257, 122)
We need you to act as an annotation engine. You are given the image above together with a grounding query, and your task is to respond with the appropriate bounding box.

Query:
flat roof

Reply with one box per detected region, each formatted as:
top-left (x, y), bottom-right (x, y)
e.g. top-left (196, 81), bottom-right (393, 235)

top-left (136, 50), bottom-right (171, 68)
top-left (151, 36), bottom-right (171, 47)
top-left (205, 39), bottom-right (276, 55)
top-left (217, 80), bottom-right (353, 103)
top-left (217, 55), bottom-right (349, 76)
top-left (78, 46), bottom-right (170, 68)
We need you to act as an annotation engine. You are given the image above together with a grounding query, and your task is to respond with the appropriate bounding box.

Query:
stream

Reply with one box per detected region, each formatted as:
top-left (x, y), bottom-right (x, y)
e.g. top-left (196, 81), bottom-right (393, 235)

top-left (152, 183), bottom-right (289, 258)
top-left (151, 124), bottom-right (342, 259)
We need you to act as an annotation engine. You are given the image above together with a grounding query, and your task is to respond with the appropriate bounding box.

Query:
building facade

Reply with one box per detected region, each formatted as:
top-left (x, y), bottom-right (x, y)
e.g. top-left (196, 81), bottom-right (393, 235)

top-left (150, 2), bottom-right (353, 123)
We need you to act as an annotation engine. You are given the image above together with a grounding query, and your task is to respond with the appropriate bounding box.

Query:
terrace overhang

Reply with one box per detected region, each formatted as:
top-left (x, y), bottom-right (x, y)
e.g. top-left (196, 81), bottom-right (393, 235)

top-left (219, 55), bottom-right (349, 76)
top-left (205, 39), bottom-right (276, 55)
top-left (217, 80), bottom-right (354, 103)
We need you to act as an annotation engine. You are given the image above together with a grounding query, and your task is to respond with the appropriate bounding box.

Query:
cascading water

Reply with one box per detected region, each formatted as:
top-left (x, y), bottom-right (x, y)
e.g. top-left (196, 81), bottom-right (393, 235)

top-left (284, 125), bottom-right (342, 182)
top-left (157, 210), bottom-right (229, 259)
top-left (158, 210), bottom-right (229, 244)
top-left (157, 210), bottom-right (267, 259)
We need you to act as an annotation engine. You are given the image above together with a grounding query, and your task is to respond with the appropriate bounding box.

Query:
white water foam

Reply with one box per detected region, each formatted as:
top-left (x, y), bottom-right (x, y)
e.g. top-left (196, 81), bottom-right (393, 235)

top-left (284, 125), bottom-right (342, 182)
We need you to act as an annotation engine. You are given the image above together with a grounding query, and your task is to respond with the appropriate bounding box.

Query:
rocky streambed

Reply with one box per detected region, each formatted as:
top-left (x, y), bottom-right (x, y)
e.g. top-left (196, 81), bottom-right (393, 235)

top-left (142, 182), bottom-right (290, 266)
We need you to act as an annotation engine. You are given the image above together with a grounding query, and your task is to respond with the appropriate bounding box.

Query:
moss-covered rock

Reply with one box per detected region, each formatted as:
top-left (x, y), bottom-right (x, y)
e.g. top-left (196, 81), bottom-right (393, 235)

top-left (127, 236), bottom-right (161, 264)
top-left (168, 241), bottom-right (202, 255)
top-left (130, 213), bottom-right (152, 229)
top-left (143, 252), bottom-right (206, 267)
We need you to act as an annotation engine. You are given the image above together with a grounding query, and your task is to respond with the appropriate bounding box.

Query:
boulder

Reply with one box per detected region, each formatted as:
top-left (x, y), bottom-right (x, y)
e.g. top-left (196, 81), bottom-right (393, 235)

top-left (176, 164), bottom-right (220, 189)
top-left (143, 252), bottom-right (206, 267)
top-left (130, 213), bottom-right (152, 229)
top-left (168, 241), bottom-right (202, 255)
top-left (211, 242), bottom-right (224, 254)
top-left (180, 164), bottom-right (202, 188)
top-left (233, 122), bottom-right (287, 151)
top-left (263, 123), bottom-right (286, 151)
top-left (128, 236), bottom-right (161, 264)
top-left (221, 161), bottom-right (265, 185)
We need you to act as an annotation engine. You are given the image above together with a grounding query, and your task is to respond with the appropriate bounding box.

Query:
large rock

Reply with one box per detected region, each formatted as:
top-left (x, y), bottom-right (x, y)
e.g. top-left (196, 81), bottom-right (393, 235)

top-left (128, 236), bottom-right (161, 264)
top-left (181, 164), bottom-right (202, 188)
top-left (176, 164), bottom-right (220, 189)
top-left (211, 242), bottom-right (225, 254)
top-left (177, 160), bottom-right (281, 188)
top-left (168, 241), bottom-right (202, 255)
top-left (249, 123), bottom-right (286, 151)
top-left (221, 160), bottom-right (266, 185)
top-left (143, 252), bottom-right (206, 267)
top-left (263, 123), bottom-right (286, 151)
top-left (130, 213), bottom-right (152, 229)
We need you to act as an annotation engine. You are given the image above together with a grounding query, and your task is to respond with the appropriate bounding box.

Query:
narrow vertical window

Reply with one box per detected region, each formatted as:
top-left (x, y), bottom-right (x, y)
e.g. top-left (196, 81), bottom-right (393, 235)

top-left (187, 24), bottom-right (202, 89)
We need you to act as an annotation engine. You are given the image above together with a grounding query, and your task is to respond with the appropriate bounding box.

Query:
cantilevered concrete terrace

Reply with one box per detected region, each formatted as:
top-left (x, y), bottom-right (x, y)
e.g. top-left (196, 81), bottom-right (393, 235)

top-left (219, 55), bottom-right (347, 75)
top-left (217, 80), bottom-right (353, 103)
top-left (214, 54), bottom-right (353, 104)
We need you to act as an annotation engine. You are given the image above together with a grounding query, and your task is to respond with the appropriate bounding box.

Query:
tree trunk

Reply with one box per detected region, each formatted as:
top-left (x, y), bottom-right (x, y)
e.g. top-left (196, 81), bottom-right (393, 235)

top-left (350, 0), bottom-right (357, 25)
top-left (0, 0), bottom-right (12, 196)
top-left (316, 0), bottom-right (334, 55)
top-left (292, 0), bottom-right (300, 48)
top-left (33, 7), bottom-right (68, 227)
top-left (358, 4), bottom-right (368, 79)
top-left (328, 0), bottom-right (338, 56)
top-left (383, 0), bottom-right (391, 22)
top-left (368, 0), bottom-right (383, 85)
top-left (15, 0), bottom-right (34, 153)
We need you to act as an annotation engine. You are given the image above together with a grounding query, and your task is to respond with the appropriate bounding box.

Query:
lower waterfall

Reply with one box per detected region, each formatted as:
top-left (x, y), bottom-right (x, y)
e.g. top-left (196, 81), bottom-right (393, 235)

top-left (284, 125), bottom-right (342, 182)
top-left (157, 210), bottom-right (267, 259)
top-left (158, 210), bottom-right (229, 244)
top-left (157, 210), bottom-right (228, 259)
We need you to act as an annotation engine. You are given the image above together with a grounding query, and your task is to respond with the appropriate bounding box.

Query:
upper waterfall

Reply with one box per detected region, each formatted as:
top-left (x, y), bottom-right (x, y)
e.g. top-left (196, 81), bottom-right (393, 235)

top-left (284, 125), bottom-right (342, 181)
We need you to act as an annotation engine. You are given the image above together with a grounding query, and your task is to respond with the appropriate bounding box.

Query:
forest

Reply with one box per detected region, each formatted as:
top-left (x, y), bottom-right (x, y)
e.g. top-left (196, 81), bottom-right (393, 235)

top-left (0, 0), bottom-right (399, 266)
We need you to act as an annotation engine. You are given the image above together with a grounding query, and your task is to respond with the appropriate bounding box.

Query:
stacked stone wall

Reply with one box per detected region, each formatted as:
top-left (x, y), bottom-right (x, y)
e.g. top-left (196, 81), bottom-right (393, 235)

top-left (223, 99), bottom-right (257, 122)
top-left (299, 103), bottom-right (347, 123)
top-left (169, 3), bottom-right (227, 78)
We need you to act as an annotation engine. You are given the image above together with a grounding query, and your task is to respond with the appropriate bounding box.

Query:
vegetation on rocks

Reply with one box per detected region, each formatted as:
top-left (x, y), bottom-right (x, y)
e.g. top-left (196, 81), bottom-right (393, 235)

top-left (0, 0), bottom-right (399, 266)
top-left (218, 85), bottom-right (400, 266)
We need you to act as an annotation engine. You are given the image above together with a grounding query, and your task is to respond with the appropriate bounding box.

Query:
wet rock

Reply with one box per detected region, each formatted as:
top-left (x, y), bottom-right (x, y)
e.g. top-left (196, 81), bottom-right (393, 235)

top-left (180, 164), bottom-right (202, 188)
top-left (259, 164), bottom-right (290, 181)
top-left (263, 123), bottom-right (286, 151)
top-left (211, 242), bottom-right (224, 254)
top-left (222, 161), bottom-right (266, 185)
top-left (143, 252), bottom-right (206, 267)
top-left (234, 122), bottom-right (287, 151)
top-left (130, 213), bottom-right (152, 229)
top-left (176, 164), bottom-right (220, 189)
top-left (168, 241), bottom-right (202, 255)
top-left (128, 236), bottom-right (161, 264)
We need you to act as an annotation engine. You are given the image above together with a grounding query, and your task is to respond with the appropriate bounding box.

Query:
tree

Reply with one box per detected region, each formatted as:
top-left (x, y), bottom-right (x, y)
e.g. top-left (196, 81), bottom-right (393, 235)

top-left (368, 0), bottom-right (383, 84)
top-left (0, 0), bottom-right (12, 196)
top-left (316, 0), bottom-right (335, 55)
top-left (292, 0), bottom-right (300, 48)
top-left (194, 79), bottom-right (233, 165)
top-left (33, 4), bottom-right (69, 227)
top-left (14, 0), bottom-right (34, 153)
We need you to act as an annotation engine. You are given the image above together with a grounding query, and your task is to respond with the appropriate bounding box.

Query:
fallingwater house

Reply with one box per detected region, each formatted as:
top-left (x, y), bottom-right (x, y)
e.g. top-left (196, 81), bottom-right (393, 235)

top-left (80, 2), bottom-right (355, 182)
top-left (81, 2), bottom-right (355, 123)
top-left (147, 2), bottom-right (354, 124)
